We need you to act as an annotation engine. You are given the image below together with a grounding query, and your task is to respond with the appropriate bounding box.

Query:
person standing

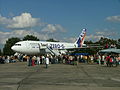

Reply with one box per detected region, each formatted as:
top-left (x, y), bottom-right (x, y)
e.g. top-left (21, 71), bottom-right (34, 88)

top-left (27, 56), bottom-right (30, 66)
top-left (109, 56), bottom-right (113, 67)
top-left (90, 55), bottom-right (94, 64)
top-left (97, 55), bottom-right (101, 65)
top-left (45, 56), bottom-right (49, 68)
top-left (6, 56), bottom-right (10, 63)
top-left (74, 56), bottom-right (78, 65)
top-left (106, 55), bottom-right (110, 67)
top-left (37, 56), bottom-right (40, 65)
top-left (42, 55), bottom-right (45, 64)
top-left (32, 56), bottom-right (36, 66)
top-left (101, 55), bottom-right (105, 65)
top-left (28, 56), bottom-right (32, 66)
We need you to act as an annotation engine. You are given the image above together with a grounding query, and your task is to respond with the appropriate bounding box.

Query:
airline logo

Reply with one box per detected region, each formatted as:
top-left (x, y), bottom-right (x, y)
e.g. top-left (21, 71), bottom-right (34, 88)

top-left (77, 29), bottom-right (86, 47)
top-left (49, 43), bottom-right (65, 49)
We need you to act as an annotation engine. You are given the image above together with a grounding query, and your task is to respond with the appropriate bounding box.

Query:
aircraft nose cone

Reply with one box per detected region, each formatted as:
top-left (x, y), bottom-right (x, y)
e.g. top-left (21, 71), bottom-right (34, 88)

top-left (11, 46), bottom-right (15, 51)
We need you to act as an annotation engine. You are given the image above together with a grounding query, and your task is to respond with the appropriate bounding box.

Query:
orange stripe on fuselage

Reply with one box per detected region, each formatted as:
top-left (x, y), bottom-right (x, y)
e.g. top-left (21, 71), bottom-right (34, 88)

top-left (80, 33), bottom-right (86, 47)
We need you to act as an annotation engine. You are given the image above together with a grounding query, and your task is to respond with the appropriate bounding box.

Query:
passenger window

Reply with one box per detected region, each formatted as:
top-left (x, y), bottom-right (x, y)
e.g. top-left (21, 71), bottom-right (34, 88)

top-left (15, 44), bottom-right (21, 46)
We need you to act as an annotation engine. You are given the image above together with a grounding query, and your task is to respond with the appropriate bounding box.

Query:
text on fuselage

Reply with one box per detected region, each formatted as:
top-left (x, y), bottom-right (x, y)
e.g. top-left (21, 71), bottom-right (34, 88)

top-left (49, 43), bottom-right (65, 49)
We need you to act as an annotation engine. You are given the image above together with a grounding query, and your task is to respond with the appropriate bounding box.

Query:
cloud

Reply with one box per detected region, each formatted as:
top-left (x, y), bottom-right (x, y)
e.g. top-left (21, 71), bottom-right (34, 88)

top-left (7, 13), bottom-right (39, 29)
top-left (86, 28), bottom-right (119, 41)
top-left (0, 15), bottom-right (11, 25)
top-left (0, 12), bottom-right (66, 33)
top-left (42, 24), bottom-right (56, 33)
top-left (63, 31), bottom-right (105, 43)
top-left (0, 31), bottom-right (11, 44)
top-left (0, 30), bottom-right (50, 44)
top-left (0, 12), bottom-right (67, 45)
top-left (63, 35), bottom-right (102, 43)
top-left (41, 24), bottom-right (66, 33)
top-left (86, 35), bottom-right (103, 41)
top-left (11, 30), bottom-right (50, 40)
top-left (106, 15), bottom-right (120, 22)
top-left (96, 31), bottom-right (105, 35)
top-left (63, 37), bottom-right (76, 43)
top-left (0, 13), bottom-right (39, 29)
top-left (95, 28), bottom-right (118, 37)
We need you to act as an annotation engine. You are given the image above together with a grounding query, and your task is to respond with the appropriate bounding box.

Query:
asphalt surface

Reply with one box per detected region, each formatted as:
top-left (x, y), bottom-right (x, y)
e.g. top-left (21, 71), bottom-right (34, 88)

top-left (0, 62), bottom-right (120, 90)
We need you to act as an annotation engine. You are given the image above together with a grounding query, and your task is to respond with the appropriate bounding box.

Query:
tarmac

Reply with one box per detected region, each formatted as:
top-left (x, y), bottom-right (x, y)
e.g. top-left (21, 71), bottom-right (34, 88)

top-left (0, 62), bottom-right (120, 90)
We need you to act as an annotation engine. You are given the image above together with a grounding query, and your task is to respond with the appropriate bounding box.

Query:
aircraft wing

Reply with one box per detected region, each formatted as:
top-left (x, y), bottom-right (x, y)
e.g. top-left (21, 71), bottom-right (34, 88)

top-left (99, 48), bottom-right (120, 54)
top-left (59, 45), bottom-right (103, 50)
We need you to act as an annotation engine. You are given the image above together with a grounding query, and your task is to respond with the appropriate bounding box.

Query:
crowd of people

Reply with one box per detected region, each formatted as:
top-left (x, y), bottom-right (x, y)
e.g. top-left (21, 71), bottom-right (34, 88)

top-left (0, 55), bottom-right (17, 64)
top-left (95, 54), bottom-right (120, 67)
top-left (0, 53), bottom-right (120, 68)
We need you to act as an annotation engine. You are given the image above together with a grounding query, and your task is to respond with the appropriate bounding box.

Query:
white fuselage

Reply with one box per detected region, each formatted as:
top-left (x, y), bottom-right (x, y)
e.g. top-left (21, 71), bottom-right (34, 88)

top-left (11, 41), bottom-right (76, 55)
top-left (11, 29), bottom-right (87, 55)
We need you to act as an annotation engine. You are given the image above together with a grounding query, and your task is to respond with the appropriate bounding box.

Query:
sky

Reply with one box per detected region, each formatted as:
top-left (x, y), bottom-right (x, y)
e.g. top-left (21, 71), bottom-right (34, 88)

top-left (0, 0), bottom-right (120, 47)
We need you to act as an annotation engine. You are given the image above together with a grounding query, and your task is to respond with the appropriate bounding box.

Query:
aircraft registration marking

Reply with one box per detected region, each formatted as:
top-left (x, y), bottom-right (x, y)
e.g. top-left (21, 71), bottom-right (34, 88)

top-left (49, 44), bottom-right (65, 49)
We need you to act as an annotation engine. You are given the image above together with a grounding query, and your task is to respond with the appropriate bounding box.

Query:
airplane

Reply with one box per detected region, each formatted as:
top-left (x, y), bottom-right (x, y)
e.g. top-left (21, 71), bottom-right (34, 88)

top-left (11, 29), bottom-right (87, 56)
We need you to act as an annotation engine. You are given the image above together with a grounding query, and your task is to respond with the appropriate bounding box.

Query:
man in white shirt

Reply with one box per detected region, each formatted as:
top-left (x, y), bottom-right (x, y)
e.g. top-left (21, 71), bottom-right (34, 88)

top-left (45, 56), bottom-right (49, 68)
top-left (37, 56), bottom-right (40, 65)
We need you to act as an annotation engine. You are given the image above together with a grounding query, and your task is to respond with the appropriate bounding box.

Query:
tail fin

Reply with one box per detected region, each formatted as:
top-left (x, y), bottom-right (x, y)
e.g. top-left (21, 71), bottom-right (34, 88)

top-left (75, 29), bottom-right (86, 47)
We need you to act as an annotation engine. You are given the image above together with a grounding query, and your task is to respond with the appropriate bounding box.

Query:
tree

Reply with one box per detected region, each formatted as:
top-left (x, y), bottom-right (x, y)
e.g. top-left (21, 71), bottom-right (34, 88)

top-left (46, 38), bottom-right (59, 42)
top-left (118, 39), bottom-right (120, 42)
top-left (84, 40), bottom-right (93, 44)
top-left (0, 49), bottom-right (2, 56)
top-left (95, 37), bottom-right (117, 47)
top-left (3, 37), bottom-right (21, 55)
top-left (23, 35), bottom-right (39, 41)
top-left (117, 38), bottom-right (120, 49)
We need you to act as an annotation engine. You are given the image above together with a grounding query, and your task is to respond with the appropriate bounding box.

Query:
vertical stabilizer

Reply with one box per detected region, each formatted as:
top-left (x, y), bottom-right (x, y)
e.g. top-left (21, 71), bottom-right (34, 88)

top-left (75, 29), bottom-right (86, 47)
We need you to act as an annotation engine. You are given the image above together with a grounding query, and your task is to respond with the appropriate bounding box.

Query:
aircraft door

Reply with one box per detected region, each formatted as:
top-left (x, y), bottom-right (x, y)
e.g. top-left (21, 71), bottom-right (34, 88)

top-left (38, 43), bottom-right (46, 54)
top-left (25, 42), bottom-right (30, 49)
top-left (38, 43), bottom-right (41, 52)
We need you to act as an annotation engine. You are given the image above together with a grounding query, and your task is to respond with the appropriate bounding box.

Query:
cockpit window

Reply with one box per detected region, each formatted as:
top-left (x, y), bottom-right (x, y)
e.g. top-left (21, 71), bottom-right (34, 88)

top-left (15, 44), bottom-right (21, 46)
